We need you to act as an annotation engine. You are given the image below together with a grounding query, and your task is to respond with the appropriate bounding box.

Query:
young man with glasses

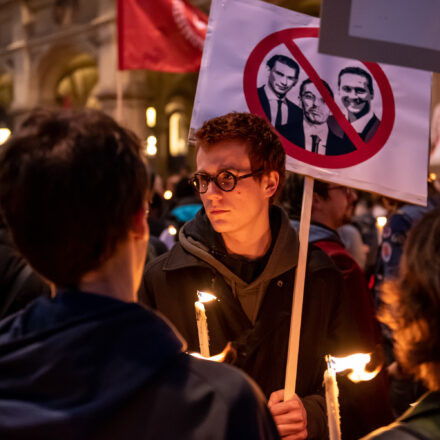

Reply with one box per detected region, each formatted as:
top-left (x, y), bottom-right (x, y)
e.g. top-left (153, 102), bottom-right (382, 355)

top-left (140, 112), bottom-right (369, 440)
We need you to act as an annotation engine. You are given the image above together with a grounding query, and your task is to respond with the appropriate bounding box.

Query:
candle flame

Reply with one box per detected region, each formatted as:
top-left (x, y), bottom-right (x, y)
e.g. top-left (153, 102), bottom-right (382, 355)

top-left (194, 301), bottom-right (205, 312)
top-left (328, 353), bottom-right (381, 383)
top-left (190, 342), bottom-right (235, 363)
top-left (377, 216), bottom-right (387, 228)
top-left (197, 290), bottom-right (217, 303)
top-left (190, 351), bottom-right (227, 362)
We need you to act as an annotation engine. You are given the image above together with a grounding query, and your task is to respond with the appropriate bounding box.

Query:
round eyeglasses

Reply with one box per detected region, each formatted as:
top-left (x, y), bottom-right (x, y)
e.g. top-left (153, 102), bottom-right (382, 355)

top-left (189, 168), bottom-right (264, 194)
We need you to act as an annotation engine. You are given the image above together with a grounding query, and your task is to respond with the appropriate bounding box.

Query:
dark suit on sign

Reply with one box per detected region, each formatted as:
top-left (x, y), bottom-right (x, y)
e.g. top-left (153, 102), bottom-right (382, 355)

top-left (258, 86), bottom-right (303, 142)
top-left (281, 115), bottom-right (356, 156)
top-left (360, 114), bottom-right (380, 142)
top-left (326, 113), bottom-right (380, 156)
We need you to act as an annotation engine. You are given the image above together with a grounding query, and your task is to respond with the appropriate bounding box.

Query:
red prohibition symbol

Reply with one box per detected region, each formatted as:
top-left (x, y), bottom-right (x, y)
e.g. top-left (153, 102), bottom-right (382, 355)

top-left (243, 28), bottom-right (395, 169)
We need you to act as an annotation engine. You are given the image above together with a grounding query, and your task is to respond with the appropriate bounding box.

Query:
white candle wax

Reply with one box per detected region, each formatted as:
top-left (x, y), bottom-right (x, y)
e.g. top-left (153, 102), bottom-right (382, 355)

top-left (324, 366), bottom-right (341, 440)
top-left (195, 301), bottom-right (210, 357)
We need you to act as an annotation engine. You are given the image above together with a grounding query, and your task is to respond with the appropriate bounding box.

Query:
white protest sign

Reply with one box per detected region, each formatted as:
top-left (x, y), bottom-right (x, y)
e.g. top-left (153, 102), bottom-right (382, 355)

top-left (190, 0), bottom-right (431, 205)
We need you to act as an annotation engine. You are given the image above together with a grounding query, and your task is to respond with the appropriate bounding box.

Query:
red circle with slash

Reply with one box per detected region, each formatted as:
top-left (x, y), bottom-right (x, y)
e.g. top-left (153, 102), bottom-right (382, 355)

top-left (243, 28), bottom-right (395, 169)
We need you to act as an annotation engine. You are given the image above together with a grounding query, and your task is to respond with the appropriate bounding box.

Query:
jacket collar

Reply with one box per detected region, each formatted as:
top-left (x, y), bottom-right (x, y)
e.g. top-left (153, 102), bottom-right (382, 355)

top-left (399, 391), bottom-right (440, 422)
top-left (162, 206), bottom-right (299, 284)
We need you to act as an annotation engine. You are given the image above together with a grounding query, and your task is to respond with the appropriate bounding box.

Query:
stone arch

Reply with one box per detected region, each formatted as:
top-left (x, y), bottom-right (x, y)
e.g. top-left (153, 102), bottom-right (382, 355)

top-left (33, 41), bottom-right (98, 106)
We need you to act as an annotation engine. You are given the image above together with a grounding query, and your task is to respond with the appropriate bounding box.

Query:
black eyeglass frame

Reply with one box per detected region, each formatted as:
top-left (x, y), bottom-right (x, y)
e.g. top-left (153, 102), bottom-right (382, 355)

top-left (189, 167), bottom-right (264, 194)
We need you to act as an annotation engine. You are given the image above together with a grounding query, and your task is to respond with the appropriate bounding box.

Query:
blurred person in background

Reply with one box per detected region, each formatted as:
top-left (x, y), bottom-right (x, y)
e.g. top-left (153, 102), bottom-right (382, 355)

top-left (363, 207), bottom-right (440, 439)
top-left (373, 180), bottom-right (440, 416)
top-left (281, 172), bottom-right (394, 438)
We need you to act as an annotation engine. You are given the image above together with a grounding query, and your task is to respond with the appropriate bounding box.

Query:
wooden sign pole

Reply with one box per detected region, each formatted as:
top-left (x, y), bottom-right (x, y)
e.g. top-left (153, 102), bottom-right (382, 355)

top-left (284, 175), bottom-right (314, 400)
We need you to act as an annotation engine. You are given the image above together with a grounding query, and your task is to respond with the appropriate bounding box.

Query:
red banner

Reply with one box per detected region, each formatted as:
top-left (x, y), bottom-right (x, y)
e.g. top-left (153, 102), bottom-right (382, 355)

top-left (117, 0), bottom-right (208, 72)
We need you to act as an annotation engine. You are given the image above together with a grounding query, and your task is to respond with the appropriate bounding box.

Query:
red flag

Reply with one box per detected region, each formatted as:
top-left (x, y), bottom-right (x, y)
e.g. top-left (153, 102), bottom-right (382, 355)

top-left (117, 0), bottom-right (208, 72)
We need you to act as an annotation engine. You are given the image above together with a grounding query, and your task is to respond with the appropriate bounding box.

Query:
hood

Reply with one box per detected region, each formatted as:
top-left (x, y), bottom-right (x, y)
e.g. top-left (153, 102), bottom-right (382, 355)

top-left (290, 219), bottom-right (342, 245)
top-left (178, 206), bottom-right (299, 291)
top-left (0, 290), bottom-right (184, 435)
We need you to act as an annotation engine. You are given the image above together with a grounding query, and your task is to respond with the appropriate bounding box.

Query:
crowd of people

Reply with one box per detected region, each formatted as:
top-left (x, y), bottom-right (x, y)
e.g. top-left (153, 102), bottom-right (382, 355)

top-left (0, 108), bottom-right (439, 439)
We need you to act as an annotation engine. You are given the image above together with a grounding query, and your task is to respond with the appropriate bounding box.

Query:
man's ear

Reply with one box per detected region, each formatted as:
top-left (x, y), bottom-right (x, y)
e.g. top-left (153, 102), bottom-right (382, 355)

top-left (131, 201), bottom-right (149, 239)
top-left (312, 192), bottom-right (324, 211)
top-left (264, 171), bottom-right (279, 199)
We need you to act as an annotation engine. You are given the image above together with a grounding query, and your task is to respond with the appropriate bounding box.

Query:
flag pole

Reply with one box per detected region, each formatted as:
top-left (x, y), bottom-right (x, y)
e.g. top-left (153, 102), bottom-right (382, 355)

top-left (284, 175), bottom-right (314, 400)
top-left (116, 70), bottom-right (123, 124)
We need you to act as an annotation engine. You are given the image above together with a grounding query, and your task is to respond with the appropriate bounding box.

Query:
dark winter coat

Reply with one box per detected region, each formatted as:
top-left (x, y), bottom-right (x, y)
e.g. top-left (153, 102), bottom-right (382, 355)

top-left (140, 207), bottom-right (369, 439)
top-left (0, 290), bottom-right (279, 440)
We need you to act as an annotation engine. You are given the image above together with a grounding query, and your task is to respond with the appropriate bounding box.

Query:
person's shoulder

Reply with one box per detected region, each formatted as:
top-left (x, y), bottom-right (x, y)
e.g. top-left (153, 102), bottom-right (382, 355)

top-left (258, 86), bottom-right (266, 97)
top-left (158, 353), bottom-right (280, 439)
top-left (184, 354), bottom-right (265, 403)
top-left (306, 243), bottom-right (340, 274)
top-left (144, 241), bottom-right (196, 274)
top-left (361, 424), bottom-right (420, 440)
top-left (286, 97), bottom-right (302, 113)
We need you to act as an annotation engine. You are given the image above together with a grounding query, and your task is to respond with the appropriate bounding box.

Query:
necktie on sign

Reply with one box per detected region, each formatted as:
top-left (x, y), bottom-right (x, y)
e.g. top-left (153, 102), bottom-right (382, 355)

top-left (275, 99), bottom-right (282, 127)
top-left (311, 134), bottom-right (321, 153)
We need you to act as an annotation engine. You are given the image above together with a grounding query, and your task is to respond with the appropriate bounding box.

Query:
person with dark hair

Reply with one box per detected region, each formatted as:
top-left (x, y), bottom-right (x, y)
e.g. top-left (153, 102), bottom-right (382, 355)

top-left (140, 112), bottom-right (373, 440)
top-left (338, 66), bottom-right (380, 141)
top-left (363, 207), bottom-right (440, 439)
top-left (258, 54), bottom-right (303, 138)
top-left (282, 173), bottom-right (394, 439)
top-left (288, 78), bottom-right (356, 155)
top-left (0, 108), bottom-right (279, 440)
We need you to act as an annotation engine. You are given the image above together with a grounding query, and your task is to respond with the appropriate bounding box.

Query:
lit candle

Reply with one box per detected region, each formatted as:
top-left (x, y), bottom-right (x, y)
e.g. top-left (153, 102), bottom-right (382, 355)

top-left (194, 290), bottom-right (216, 357)
top-left (324, 355), bottom-right (341, 440)
top-left (376, 216), bottom-right (387, 242)
top-left (324, 352), bottom-right (381, 440)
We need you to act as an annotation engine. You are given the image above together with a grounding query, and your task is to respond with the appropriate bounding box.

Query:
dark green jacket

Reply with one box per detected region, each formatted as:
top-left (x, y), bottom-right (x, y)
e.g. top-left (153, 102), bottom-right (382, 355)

top-left (362, 391), bottom-right (440, 439)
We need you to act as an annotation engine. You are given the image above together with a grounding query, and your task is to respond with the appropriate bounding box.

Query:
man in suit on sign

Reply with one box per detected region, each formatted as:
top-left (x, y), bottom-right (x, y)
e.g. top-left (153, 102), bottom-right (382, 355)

top-left (338, 66), bottom-right (380, 142)
top-left (289, 78), bottom-right (356, 156)
top-left (258, 54), bottom-right (303, 140)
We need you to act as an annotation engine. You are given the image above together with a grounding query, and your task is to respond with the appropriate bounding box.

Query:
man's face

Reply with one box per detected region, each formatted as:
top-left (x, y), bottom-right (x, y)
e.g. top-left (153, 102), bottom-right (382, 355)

top-left (316, 185), bottom-right (358, 230)
top-left (300, 83), bottom-right (331, 125)
top-left (339, 73), bottom-right (373, 119)
top-left (196, 141), bottom-right (271, 239)
top-left (268, 61), bottom-right (298, 98)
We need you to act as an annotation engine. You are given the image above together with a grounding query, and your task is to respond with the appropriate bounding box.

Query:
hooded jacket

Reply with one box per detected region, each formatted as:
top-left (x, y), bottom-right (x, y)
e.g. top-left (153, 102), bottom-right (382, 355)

top-left (140, 207), bottom-right (367, 439)
top-left (0, 290), bottom-right (279, 440)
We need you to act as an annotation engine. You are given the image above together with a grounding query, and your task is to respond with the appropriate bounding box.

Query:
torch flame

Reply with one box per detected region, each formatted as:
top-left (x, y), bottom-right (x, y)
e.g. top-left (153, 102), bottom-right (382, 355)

top-left (329, 353), bottom-right (381, 383)
top-left (197, 290), bottom-right (217, 303)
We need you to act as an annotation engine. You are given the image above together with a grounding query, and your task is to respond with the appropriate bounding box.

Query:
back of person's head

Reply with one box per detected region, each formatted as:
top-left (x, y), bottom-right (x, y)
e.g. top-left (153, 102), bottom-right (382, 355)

top-left (380, 207), bottom-right (440, 391)
top-left (194, 112), bottom-right (286, 201)
top-left (0, 108), bottom-right (149, 287)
